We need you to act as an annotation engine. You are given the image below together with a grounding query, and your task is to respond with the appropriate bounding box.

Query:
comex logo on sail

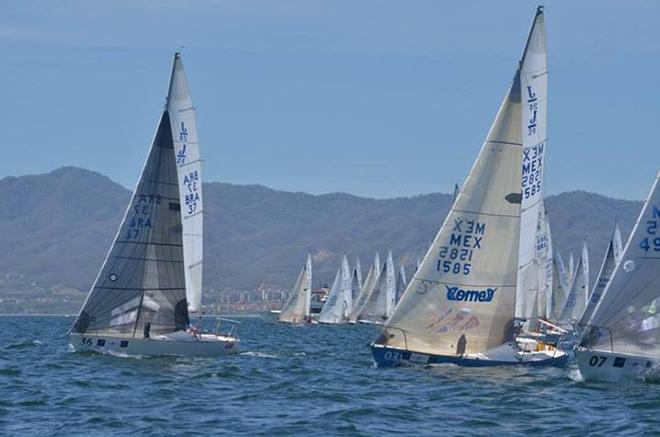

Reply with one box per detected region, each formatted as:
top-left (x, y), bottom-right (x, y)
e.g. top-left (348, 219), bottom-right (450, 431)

top-left (445, 285), bottom-right (496, 302)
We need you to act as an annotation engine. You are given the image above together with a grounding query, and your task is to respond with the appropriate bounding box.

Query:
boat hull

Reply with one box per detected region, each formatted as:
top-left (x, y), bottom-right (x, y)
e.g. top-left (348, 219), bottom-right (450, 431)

top-left (69, 332), bottom-right (239, 357)
top-left (575, 348), bottom-right (658, 381)
top-left (371, 343), bottom-right (568, 368)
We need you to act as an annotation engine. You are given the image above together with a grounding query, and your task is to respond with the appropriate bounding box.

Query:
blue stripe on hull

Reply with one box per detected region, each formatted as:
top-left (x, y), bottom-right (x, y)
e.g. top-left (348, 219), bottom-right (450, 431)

top-left (371, 344), bottom-right (568, 368)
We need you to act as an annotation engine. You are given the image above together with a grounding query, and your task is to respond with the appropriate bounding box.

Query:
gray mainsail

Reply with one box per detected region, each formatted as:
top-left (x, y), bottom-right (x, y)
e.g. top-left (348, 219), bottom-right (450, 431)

top-left (72, 111), bottom-right (189, 337)
top-left (559, 242), bottom-right (589, 323)
top-left (348, 253), bottom-right (380, 322)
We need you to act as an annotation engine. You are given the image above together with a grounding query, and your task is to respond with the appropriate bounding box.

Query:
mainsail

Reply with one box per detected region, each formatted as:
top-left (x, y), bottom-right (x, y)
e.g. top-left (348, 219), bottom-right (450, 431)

top-left (579, 222), bottom-right (623, 326)
top-left (72, 111), bottom-right (189, 337)
top-left (515, 8), bottom-right (548, 321)
top-left (279, 255), bottom-right (312, 324)
top-left (582, 172), bottom-right (660, 357)
top-left (340, 255), bottom-right (352, 319)
top-left (167, 53), bottom-right (204, 314)
top-left (348, 253), bottom-right (380, 322)
top-left (559, 242), bottom-right (589, 322)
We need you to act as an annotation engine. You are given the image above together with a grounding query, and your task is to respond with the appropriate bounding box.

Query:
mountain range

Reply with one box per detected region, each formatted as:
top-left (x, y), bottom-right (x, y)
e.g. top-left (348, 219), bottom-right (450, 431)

top-left (0, 166), bottom-right (644, 303)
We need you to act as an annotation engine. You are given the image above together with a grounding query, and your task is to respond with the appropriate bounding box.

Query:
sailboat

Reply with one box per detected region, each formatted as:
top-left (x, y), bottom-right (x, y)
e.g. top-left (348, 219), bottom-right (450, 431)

top-left (348, 253), bottom-right (380, 323)
top-left (279, 255), bottom-right (313, 324)
top-left (558, 242), bottom-right (589, 323)
top-left (578, 222), bottom-right (623, 326)
top-left (548, 245), bottom-right (570, 321)
top-left (349, 258), bottom-right (363, 315)
top-left (69, 53), bottom-right (239, 356)
top-left (371, 7), bottom-right (566, 367)
top-left (357, 250), bottom-right (396, 324)
top-left (576, 172), bottom-right (660, 380)
top-left (318, 255), bottom-right (351, 324)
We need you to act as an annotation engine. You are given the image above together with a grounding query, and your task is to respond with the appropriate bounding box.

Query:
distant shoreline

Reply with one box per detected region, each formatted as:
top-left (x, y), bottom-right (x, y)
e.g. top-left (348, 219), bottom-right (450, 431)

top-left (0, 313), bottom-right (266, 318)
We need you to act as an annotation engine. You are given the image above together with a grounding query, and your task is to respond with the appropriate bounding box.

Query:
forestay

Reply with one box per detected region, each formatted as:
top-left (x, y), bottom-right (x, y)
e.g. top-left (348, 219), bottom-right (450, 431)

top-left (582, 173), bottom-right (660, 357)
top-left (167, 53), bottom-right (204, 314)
top-left (279, 255), bottom-right (312, 324)
top-left (72, 112), bottom-right (189, 337)
top-left (559, 242), bottom-right (589, 322)
top-left (579, 222), bottom-right (623, 326)
top-left (516, 9), bottom-right (548, 321)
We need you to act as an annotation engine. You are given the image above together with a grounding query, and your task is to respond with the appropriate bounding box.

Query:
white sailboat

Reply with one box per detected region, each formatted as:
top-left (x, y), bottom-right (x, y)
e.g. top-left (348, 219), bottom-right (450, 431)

top-left (576, 172), bottom-right (660, 381)
top-left (349, 257), bottom-right (363, 315)
top-left (348, 253), bottom-right (380, 323)
top-left (69, 53), bottom-right (239, 356)
top-left (318, 255), bottom-right (351, 324)
top-left (548, 245), bottom-right (570, 321)
top-left (279, 255), bottom-right (313, 324)
top-left (578, 221), bottom-right (623, 326)
top-left (357, 250), bottom-right (395, 324)
top-left (371, 7), bottom-right (566, 367)
top-left (558, 242), bottom-right (589, 323)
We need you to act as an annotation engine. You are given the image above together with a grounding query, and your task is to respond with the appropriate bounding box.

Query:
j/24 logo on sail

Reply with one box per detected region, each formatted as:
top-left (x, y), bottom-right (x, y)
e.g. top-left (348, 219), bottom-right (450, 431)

top-left (445, 286), bottom-right (496, 302)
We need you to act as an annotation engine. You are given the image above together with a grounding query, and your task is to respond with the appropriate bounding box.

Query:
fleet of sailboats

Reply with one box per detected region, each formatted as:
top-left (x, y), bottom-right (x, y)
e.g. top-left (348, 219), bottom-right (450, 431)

top-left (59, 7), bottom-right (657, 384)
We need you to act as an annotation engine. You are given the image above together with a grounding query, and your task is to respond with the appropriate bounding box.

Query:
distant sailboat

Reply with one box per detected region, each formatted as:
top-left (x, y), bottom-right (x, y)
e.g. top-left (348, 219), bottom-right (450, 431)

top-left (371, 7), bottom-right (566, 367)
top-left (558, 242), bottom-right (589, 323)
top-left (548, 246), bottom-right (570, 321)
top-left (578, 221), bottom-right (623, 326)
top-left (395, 265), bottom-right (407, 304)
top-left (348, 253), bottom-right (380, 323)
top-left (349, 257), bottom-right (363, 313)
top-left (318, 255), bottom-right (351, 324)
top-left (576, 172), bottom-right (660, 380)
top-left (357, 250), bottom-right (395, 324)
top-left (69, 53), bottom-right (239, 356)
top-left (279, 255), bottom-right (312, 324)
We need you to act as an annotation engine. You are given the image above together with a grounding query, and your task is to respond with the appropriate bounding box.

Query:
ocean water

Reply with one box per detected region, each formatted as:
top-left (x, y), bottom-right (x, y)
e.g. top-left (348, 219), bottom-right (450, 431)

top-left (1, 316), bottom-right (659, 436)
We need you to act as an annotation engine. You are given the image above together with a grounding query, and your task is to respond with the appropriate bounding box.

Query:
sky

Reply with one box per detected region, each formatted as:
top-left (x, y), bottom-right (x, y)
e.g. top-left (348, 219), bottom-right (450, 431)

top-left (1, 0), bottom-right (658, 199)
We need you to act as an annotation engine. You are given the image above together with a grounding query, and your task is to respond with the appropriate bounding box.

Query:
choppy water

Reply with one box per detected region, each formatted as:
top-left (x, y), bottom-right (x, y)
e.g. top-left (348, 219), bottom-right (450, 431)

top-left (1, 315), bottom-right (659, 435)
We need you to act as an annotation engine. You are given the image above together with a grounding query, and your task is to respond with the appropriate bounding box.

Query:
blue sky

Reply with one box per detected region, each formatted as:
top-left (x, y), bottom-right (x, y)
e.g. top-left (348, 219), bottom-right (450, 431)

top-left (1, 0), bottom-right (658, 199)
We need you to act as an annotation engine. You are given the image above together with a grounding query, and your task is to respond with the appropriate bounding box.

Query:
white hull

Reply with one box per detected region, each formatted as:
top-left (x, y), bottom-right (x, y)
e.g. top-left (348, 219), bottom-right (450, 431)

top-left (70, 332), bottom-right (239, 357)
top-left (575, 348), bottom-right (659, 382)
